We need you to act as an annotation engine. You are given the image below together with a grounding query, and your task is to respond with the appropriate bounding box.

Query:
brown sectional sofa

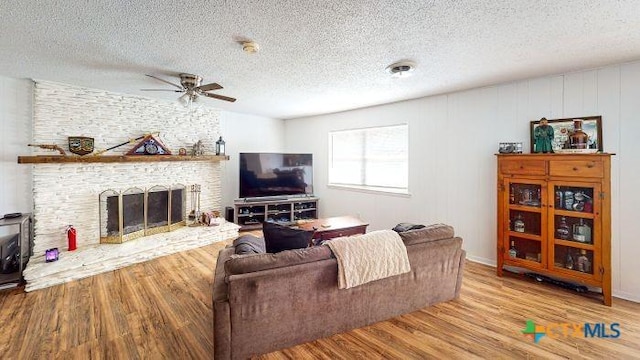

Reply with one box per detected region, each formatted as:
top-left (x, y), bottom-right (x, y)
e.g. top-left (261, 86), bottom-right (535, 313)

top-left (213, 224), bottom-right (466, 359)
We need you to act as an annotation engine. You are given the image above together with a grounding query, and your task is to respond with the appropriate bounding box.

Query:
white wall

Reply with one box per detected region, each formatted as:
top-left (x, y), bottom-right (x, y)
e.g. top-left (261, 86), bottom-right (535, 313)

top-left (219, 112), bottom-right (285, 210)
top-left (284, 61), bottom-right (640, 302)
top-left (0, 76), bottom-right (32, 219)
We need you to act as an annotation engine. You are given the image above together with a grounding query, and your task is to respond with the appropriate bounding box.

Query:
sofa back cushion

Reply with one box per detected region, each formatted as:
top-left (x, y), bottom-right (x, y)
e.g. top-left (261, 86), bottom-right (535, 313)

top-left (225, 245), bottom-right (333, 275)
top-left (399, 223), bottom-right (455, 246)
top-left (263, 221), bottom-right (315, 253)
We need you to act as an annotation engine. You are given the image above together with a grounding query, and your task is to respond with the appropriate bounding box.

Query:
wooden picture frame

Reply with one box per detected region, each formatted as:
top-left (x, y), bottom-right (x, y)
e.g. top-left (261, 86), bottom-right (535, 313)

top-left (530, 116), bottom-right (603, 153)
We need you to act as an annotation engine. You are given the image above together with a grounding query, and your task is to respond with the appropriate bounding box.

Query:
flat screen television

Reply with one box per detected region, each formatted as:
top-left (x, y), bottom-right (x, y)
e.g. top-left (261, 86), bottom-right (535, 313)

top-left (239, 152), bottom-right (313, 199)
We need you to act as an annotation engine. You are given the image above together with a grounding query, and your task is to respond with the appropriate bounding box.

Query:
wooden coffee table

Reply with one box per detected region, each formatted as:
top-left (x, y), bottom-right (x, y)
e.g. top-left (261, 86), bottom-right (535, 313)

top-left (296, 215), bottom-right (368, 242)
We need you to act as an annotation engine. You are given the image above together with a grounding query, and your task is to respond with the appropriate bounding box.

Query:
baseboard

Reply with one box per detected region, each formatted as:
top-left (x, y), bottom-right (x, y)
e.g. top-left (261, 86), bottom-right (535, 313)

top-left (612, 290), bottom-right (640, 303)
top-left (464, 255), bottom-right (640, 304)
top-left (465, 255), bottom-right (496, 267)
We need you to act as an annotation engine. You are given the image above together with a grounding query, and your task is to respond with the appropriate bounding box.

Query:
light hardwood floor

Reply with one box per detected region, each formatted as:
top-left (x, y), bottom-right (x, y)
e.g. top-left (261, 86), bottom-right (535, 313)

top-left (1, 240), bottom-right (639, 359)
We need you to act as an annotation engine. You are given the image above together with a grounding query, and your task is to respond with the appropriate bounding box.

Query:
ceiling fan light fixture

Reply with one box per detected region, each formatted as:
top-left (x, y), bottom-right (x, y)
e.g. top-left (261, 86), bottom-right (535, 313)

top-left (143, 73), bottom-right (236, 103)
top-left (386, 61), bottom-right (416, 78)
top-left (242, 41), bottom-right (259, 54)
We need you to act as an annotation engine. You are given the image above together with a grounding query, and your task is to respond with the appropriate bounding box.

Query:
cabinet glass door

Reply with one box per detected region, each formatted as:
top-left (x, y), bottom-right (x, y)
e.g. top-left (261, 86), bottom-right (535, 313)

top-left (548, 182), bottom-right (601, 279)
top-left (503, 179), bottom-right (546, 267)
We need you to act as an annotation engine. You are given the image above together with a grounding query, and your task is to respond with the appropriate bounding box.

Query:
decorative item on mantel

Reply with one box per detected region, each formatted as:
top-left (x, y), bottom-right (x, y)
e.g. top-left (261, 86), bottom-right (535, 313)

top-left (215, 136), bottom-right (226, 156)
top-left (192, 140), bottom-right (204, 156)
top-left (93, 132), bottom-right (160, 156)
top-left (27, 143), bottom-right (66, 156)
top-left (126, 134), bottom-right (171, 155)
top-left (68, 136), bottom-right (94, 155)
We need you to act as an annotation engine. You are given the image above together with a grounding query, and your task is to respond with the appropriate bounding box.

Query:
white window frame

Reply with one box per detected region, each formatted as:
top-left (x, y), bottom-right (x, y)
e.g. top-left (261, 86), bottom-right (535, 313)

top-left (328, 124), bottom-right (409, 196)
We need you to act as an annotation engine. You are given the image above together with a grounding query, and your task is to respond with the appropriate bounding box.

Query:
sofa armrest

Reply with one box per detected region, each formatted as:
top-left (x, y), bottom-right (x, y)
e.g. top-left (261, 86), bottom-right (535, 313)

top-left (455, 249), bottom-right (466, 298)
top-left (213, 247), bottom-right (235, 302)
top-left (214, 301), bottom-right (232, 360)
top-left (213, 246), bottom-right (235, 360)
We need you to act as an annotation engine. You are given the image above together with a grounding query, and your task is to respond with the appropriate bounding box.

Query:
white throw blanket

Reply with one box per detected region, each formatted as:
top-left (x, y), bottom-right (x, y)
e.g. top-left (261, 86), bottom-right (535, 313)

top-left (326, 230), bottom-right (411, 289)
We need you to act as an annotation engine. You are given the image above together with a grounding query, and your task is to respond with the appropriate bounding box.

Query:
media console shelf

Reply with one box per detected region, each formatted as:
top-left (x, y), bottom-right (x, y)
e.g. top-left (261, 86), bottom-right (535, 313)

top-left (234, 197), bottom-right (319, 231)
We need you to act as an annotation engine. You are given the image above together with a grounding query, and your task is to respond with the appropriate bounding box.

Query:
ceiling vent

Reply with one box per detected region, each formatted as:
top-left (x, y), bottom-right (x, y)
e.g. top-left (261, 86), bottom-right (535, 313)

top-left (386, 61), bottom-right (416, 77)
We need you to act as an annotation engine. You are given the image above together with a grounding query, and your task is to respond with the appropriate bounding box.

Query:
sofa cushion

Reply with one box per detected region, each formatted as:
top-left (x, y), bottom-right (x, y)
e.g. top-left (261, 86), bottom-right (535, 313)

top-left (225, 245), bottom-right (333, 275)
top-left (263, 221), bottom-right (315, 253)
top-left (233, 234), bottom-right (266, 255)
top-left (399, 223), bottom-right (455, 246)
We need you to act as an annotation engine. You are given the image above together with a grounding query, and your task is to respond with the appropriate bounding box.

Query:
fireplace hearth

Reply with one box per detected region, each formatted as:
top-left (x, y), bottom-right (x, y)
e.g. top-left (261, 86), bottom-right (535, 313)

top-left (100, 185), bottom-right (186, 244)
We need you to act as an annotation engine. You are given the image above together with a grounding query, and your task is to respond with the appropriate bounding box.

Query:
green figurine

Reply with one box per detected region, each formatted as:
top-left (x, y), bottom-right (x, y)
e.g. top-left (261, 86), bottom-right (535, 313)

top-left (534, 117), bottom-right (554, 153)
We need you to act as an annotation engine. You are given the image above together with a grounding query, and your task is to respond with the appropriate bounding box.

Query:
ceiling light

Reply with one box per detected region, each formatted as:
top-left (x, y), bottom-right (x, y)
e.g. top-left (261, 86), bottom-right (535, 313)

top-left (386, 61), bottom-right (416, 78)
top-left (242, 41), bottom-right (259, 54)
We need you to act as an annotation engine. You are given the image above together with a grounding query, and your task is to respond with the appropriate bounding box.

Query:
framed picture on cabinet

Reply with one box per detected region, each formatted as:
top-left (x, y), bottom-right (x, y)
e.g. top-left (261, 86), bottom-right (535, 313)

top-left (529, 116), bottom-right (602, 153)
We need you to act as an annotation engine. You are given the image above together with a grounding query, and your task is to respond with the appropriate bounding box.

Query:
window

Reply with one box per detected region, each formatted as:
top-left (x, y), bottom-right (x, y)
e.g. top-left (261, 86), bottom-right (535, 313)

top-left (329, 124), bottom-right (408, 194)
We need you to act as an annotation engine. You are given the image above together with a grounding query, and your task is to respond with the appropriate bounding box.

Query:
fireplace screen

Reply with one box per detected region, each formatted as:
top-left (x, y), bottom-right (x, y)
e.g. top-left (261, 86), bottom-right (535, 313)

top-left (99, 184), bottom-right (186, 244)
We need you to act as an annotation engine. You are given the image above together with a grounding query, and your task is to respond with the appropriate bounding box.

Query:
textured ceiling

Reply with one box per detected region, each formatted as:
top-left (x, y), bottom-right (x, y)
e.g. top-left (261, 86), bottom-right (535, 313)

top-left (2, 1), bottom-right (640, 119)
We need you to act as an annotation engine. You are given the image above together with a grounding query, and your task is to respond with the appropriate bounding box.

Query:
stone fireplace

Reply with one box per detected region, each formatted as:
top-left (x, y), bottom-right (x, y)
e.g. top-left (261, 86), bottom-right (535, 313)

top-left (21, 80), bottom-right (239, 291)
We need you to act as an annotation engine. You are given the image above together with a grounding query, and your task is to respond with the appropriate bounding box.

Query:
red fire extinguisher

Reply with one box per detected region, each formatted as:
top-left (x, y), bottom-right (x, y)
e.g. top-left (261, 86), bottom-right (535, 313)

top-left (67, 225), bottom-right (77, 251)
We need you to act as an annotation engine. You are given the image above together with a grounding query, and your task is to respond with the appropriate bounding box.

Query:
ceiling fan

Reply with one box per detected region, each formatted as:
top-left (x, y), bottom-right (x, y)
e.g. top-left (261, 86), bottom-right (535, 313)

top-left (142, 73), bottom-right (236, 104)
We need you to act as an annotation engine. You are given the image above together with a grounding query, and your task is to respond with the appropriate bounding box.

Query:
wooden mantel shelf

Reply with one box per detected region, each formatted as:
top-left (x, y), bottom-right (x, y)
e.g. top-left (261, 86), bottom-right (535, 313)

top-left (17, 155), bottom-right (230, 164)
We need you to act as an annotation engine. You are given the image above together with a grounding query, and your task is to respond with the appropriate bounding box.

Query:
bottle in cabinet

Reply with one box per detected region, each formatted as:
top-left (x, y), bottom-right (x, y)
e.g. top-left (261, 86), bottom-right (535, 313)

top-left (556, 217), bottom-right (570, 240)
top-left (509, 241), bottom-right (517, 259)
top-left (514, 214), bottom-right (525, 233)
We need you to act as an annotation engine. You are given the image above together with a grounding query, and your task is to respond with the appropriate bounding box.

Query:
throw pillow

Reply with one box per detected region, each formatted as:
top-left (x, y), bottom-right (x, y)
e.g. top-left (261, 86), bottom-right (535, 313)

top-left (233, 234), bottom-right (266, 255)
top-left (262, 221), bottom-right (315, 253)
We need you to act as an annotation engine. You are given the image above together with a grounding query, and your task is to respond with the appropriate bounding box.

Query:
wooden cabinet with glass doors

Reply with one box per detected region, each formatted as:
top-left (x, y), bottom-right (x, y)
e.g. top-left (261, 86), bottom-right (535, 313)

top-left (496, 153), bottom-right (613, 305)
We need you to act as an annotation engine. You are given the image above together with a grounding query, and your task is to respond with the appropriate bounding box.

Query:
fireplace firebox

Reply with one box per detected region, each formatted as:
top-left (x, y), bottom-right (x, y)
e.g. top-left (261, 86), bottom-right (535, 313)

top-left (99, 185), bottom-right (186, 244)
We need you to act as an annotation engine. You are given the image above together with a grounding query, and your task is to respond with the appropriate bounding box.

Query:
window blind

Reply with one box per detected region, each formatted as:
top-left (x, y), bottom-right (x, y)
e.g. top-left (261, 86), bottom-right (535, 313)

top-left (329, 124), bottom-right (408, 192)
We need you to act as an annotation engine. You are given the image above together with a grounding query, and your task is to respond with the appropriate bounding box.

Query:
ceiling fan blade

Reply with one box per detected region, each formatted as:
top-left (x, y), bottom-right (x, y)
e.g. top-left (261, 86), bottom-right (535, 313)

top-left (197, 82), bottom-right (223, 91)
top-left (140, 89), bottom-right (184, 92)
top-left (201, 92), bottom-right (237, 102)
top-left (145, 74), bottom-right (183, 90)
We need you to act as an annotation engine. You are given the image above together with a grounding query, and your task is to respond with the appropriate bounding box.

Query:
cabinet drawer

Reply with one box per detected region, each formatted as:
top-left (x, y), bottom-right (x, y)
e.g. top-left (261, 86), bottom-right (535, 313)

top-left (499, 160), bottom-right (546, 176)
top-left (549, 160), bottom-right (603, 178)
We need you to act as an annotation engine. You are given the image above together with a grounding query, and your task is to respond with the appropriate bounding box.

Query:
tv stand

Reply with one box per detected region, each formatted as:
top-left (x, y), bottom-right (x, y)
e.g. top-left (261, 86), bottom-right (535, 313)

top-left (233, 197), bottom-right (319, 231)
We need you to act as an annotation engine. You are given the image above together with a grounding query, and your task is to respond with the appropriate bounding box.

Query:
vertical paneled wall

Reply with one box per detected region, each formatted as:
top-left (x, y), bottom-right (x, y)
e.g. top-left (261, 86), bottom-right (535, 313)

top-left (284, 61), bottom-right (640, 302)
top-left (0, 76), bottom-right (32, 221)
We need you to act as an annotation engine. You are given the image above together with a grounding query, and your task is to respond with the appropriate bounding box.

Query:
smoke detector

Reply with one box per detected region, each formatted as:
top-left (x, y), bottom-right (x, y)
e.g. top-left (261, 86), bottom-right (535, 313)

top-left (386, 61), bottom-right (416, 77)
top-left (242, 41), bottom-right (259, 54)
